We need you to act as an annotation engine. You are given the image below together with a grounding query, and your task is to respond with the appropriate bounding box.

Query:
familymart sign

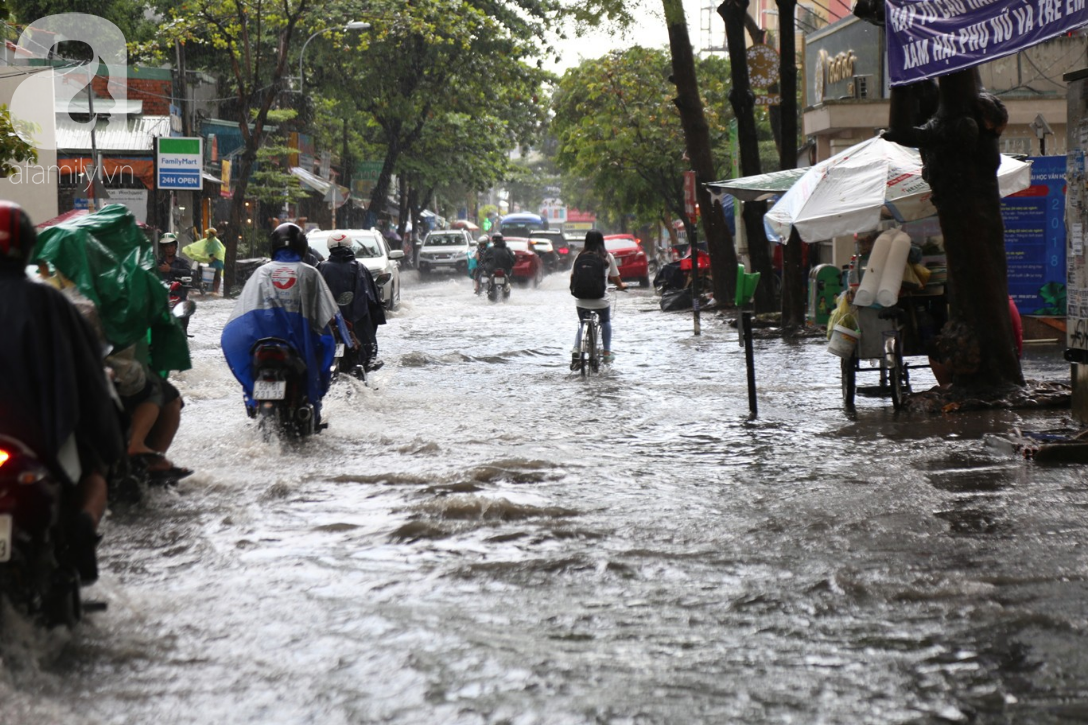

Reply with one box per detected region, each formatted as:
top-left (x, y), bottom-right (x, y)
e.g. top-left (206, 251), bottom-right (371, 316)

top-left (156, 137), bottom-right (203, 190)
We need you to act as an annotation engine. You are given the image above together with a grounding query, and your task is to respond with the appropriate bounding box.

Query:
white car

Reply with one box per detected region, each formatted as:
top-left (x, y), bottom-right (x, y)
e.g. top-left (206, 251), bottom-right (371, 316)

top-left (417, 229), bottom-right (474, 276)
top-left (307, 229), bottom-right (404, 310)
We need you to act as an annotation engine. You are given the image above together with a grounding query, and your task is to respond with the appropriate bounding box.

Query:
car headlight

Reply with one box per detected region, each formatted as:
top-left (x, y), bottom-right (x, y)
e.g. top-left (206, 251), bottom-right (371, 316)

top-left (375, 272), bottom-right (392, 286)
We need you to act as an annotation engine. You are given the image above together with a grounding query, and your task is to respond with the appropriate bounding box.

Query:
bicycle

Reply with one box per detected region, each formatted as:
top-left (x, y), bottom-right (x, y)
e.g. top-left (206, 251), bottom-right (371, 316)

top-left (573, 287), bottom-right (622, 378)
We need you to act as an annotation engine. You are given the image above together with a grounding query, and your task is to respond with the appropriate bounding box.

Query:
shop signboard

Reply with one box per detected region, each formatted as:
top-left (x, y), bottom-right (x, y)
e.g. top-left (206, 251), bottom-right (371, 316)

top-left (886, 0), bottom-right (1088, 86)
top-left (1002, 156), bottom-right (1067, 315)
top-left (75, 188), bottom-right (148, 223)
top-left (352, 160), bottom-right (382, 199)
top-left (156, 137), bottom-right (202, 190)
top-left (804, 16), bottom-right (883, 105)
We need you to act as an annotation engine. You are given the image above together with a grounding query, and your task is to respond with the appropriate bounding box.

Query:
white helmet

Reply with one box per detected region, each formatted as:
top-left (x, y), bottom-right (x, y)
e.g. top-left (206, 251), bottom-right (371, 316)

top-left (328, 232), bottom-right (352, 249)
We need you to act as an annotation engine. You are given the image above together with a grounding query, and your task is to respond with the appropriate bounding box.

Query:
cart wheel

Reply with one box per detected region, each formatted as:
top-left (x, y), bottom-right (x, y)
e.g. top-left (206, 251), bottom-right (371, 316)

top-left (889, 333), bottom-right (910, 410)
top-left (841, 353), bottom-right (856, 410)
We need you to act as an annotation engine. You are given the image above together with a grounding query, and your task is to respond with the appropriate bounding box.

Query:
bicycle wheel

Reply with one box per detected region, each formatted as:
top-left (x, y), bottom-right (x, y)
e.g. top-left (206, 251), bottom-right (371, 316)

top-left (888, 333), bottom-right (910, 410)
top-left (587, 321), bottom-right (600, 375)
top-left (578, 321), bottom-right (591, 378)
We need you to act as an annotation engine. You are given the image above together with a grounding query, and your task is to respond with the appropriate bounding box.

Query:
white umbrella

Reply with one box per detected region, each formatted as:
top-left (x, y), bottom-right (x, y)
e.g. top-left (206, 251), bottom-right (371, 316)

top-left (762, 135), bottom-right (1032, 242)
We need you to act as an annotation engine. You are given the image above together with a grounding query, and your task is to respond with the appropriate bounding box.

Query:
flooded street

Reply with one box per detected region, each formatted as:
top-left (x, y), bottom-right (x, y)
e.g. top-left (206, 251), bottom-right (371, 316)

top-left (3, 270), bottom-right (1087, 724)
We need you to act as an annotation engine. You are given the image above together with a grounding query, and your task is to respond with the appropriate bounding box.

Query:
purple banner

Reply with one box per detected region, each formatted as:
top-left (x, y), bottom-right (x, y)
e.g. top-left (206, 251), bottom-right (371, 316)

top-left (887, 0), bottom-right (1088, 86)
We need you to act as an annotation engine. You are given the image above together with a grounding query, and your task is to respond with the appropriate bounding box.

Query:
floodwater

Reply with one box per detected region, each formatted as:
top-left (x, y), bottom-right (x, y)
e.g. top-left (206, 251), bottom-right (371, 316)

top-left (2, 270), bottom-right (1086, 725)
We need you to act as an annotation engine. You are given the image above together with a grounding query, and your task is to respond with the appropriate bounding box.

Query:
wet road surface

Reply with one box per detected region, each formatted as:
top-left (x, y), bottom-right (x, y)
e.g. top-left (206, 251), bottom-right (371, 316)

top-left (2, 270), bottom-right (1086, 724)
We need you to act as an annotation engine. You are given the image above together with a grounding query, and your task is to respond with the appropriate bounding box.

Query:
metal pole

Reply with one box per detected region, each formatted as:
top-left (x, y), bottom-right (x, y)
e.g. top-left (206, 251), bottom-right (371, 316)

top-left (691, 234), bottom-right (701, 336)
top-left (742, 310), bottom-right (757, 419)
top-left (86, 65), bottom-right (104, 210)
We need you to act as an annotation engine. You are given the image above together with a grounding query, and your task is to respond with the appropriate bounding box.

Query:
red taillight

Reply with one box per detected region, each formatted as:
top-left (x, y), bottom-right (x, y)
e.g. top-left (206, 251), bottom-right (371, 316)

top-left (0, 449), bottom-right (9, 468)
top-left (257, 347), bottom-right (288, 362)
top-left (558, 247), bottom-right (569, 255)
top-left (494, 269), bottom-right (506, 277)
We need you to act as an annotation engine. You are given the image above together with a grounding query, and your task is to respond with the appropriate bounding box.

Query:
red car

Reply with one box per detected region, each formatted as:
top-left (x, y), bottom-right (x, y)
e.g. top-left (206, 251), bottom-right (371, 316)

top-left (503, 238), bottom-right (545, 286)
top-left (604, 234), bottom-right (650, 287)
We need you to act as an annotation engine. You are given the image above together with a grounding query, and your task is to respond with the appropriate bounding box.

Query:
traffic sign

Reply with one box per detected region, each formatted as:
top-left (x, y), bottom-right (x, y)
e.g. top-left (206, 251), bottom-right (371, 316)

top-left (683, 170), bottom-right (697, 223)
top-left (157, 137), bottom-right (203, 190)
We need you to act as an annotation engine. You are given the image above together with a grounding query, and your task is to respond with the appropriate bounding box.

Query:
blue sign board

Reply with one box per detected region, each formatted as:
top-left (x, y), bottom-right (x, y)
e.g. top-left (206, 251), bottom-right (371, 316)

top-left (887, 0), bottom-right (1088, 86)
top-left (1002, 155), bottom-right (1066, 315)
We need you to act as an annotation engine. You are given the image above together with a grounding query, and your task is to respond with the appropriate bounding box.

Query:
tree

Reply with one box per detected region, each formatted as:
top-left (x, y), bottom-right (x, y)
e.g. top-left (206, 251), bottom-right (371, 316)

top-left (719, 0), bottom-right (776, 313)
top-left (550, 48), bottom-right (732, 238)
top-left (854, 1), bottom-right (1023, 390)
top-left (313, 0), bottom-right (551, 228)
top-left (775, 0), bottom-right (806, 330)
top-left (0, 105), bottom-right (38, 177)
top-left (246, 109), bottom-right (308, 217)
top-left (663, 0), bottom-right (739, 307)
top-left (166, 0), bottom-right (313, 292)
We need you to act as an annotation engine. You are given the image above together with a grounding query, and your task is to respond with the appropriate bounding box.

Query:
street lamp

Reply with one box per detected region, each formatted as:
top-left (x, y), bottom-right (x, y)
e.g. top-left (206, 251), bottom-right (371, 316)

top-left (298, 21), bottom-right (370, 96)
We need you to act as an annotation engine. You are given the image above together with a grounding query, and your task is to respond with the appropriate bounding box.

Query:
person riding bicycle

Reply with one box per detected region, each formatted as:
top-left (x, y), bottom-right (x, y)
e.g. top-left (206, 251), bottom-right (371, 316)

top-left (481, 233), bottom-right (515, 278)
top-left (220, 223), bottom-right (353, 425)
top-left (570, 230), bottom-right (625, 369)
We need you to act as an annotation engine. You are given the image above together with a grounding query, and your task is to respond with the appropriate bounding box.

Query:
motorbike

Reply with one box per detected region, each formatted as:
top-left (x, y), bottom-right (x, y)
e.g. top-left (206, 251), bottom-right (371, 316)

top-left (168, 275), bottom-right (198, 334)
top-left (332, 337), bottom-right (368, 385)
top-left (249, 337), bottom-right (318, 440)
top-left (485, 268), bottom-right (511, 303)
top-left (0, 435), bottom-right (101, 628)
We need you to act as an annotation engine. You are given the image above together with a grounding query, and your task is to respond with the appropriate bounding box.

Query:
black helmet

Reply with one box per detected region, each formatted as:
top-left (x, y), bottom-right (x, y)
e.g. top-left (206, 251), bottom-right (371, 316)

top-left (0, 201), bottom-right (38, 268)
top-left (270, 222), bottom-right (308, 258)
top-left (491, 233), bottom-right (506, 248)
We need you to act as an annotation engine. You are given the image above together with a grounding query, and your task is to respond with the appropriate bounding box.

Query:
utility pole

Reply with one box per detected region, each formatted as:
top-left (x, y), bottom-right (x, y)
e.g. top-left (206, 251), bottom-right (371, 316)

top-left (85, 65), bottom-right (104, 210)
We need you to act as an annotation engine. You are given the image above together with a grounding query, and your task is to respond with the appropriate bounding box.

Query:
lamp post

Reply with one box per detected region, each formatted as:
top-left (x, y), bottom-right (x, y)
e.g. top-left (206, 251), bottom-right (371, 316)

top-left (298, 21), bottom-right (370, 96)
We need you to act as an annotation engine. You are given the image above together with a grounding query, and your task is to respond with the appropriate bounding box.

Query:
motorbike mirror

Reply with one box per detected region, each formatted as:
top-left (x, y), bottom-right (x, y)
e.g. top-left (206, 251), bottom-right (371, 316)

top-left (173, 300), bottom-right (197, 319)
top-left (180, 276), bottom-right (192, 284)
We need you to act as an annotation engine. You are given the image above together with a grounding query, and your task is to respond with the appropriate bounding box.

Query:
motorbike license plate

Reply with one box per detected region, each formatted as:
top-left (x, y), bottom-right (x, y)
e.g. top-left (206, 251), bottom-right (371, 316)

top-left (335, 343), bottom-right (345, 358)
top-left (0, 514), bottom-right (11, 563)
top-left (253, 380), bottom-right (286, 401)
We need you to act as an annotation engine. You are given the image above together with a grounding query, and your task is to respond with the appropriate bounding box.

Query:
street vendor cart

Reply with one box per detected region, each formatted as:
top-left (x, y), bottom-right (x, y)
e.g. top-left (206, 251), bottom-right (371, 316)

top-left (840, 288), bottom-right (948, 410)
top-left (836, 229), bottom-right (948, 410)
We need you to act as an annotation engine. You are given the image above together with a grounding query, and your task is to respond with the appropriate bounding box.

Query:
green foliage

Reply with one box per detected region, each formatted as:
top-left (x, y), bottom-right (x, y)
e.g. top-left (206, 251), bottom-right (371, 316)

top-left (304, 0), bottom-right (554, 212)
top-left (1033, 281), bottom-right (1067, 315)
top-left (10, 0), bottom-right (158, 45)
top-left (0, 105), bottom-right (37, 177)
top-left (247, 110), bottom-right (307, 205)
top-left (551, 47), bottom-right (734, 230)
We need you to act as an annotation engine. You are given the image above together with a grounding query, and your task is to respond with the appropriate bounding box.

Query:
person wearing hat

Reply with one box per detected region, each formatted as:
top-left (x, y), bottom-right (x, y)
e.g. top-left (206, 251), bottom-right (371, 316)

top-left (157, 233), bottom-right (192, 285)
top-left (183, 226), bottom-right (226, 295)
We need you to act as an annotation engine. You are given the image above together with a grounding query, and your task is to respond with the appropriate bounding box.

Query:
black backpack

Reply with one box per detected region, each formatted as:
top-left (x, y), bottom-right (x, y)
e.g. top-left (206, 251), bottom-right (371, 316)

top-left (570, 252), bottom-right (607, 299)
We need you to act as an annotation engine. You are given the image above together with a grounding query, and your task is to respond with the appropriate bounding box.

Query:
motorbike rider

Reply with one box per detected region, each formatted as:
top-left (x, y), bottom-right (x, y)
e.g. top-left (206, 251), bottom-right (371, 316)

top-left (157, 233), bottom-right (193, 290)
top-left (481, 233), bottom-right (515, 281)
top-left (472, 236), bottom-right (490, 294)
top-left (220, 223), bottom-right (353, 426)
top-left (0, 201), bottom-right (126, 582)
top-left (317, 231), bottom-right (386, 373)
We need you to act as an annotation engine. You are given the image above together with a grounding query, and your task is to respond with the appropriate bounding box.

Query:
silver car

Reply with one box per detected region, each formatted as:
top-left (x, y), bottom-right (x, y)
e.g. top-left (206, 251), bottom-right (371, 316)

top-left (307, 229), bottom-right (404, 310)
top-left (417, 229), bottom-right (474, 276)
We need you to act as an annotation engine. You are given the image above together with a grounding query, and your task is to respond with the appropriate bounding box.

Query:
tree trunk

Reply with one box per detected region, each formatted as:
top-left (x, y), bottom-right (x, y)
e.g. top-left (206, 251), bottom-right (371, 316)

top-left (225, 144), bottom-right (259, 295)
top-left (884, 69), bottom-right (1023, 389)
top-left (777, 0), bottom-right (805, 330)
top-left (719, 0), bottom-right (775, 313)
top-left (663, 0), bottom-right (739, 306)
top-left (367, 135), bottom-right (400, 229)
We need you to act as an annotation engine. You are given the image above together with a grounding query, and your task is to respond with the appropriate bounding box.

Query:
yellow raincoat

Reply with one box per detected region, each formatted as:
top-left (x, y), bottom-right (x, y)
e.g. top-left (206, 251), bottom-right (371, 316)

top-left (184, 235), bottom-right (226, 268)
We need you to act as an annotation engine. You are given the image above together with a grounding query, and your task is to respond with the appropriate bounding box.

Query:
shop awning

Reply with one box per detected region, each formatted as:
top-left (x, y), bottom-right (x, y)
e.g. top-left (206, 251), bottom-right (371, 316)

top-left (290, 167), bottom-right (348, 207)
top-left (58, 157), bottom-right (155, 189)
top-left (707, 168), bottom-right (809, 202)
